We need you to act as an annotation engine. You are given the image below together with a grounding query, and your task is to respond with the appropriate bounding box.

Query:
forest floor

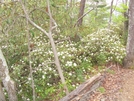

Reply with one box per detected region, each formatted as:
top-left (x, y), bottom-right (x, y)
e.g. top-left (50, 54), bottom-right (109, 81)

top-left (89, 64), bottom-right (134, 101)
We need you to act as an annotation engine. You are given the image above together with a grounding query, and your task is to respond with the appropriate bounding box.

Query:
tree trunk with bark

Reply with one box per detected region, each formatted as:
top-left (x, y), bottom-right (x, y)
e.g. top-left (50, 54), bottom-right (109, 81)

top-left (0, 49), bottom-right (18, 101)
top-left (122, 0), bottom-right (129, 41)
top-left (124, 0), bottom-right (134, 68)
top-left (123, 0), bottom-right (129, 32)
top-left (0, 82), bottom-right (6, 101)
top-left (77, 0), bottom-right (86, 27)
top-left (109, 0), bottom-right (114, 27)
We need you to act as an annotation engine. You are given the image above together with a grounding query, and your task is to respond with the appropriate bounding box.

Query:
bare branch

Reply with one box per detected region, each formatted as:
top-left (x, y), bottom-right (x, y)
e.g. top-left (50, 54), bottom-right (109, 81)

top-left (29, 7), bottom-right (58, 29)
top-left (19, 0), bottom-right (49, 38)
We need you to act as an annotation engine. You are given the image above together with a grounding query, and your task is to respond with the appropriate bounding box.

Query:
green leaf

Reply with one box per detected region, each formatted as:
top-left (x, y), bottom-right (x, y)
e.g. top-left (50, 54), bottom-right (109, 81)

top-left (98, 86), bottom-right (106, 93)
top-left (30, 30), bottom-right (35, 37)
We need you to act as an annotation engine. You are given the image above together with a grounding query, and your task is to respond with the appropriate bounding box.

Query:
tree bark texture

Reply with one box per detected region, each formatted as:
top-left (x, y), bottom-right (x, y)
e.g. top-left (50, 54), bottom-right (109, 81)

top-left (124, 0), bottom-right (134, 68)
top-left (0, 49), bottom-right (18, 101)
top-left (0, 82), bottom-right (6, 101)
top-left (60, 73), bottom-right (102, 101)
top-left (109, 0), bottom-right (114, 26)
top-left (77, 0), bottom-right (86, 27)
top-left (123, 0), bottom-right (129, 34)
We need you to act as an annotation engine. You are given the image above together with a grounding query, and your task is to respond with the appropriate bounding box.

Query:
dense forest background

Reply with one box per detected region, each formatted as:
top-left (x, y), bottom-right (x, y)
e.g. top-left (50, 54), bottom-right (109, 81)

top-left (0, 0), bottom-right (130, 101)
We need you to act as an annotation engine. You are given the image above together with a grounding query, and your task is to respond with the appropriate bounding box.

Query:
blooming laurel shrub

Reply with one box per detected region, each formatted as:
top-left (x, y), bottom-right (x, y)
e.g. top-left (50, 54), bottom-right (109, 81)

top-left (1, 26), bottom-right (126, 100)
top-left (7, 33), bottom-right (92, 101)
top-left (80, 28), bottom-right (126, 65)
top-left (25, 27), bottom-right (125, 100)
top-left (56, 41), bottom-right (93, 82)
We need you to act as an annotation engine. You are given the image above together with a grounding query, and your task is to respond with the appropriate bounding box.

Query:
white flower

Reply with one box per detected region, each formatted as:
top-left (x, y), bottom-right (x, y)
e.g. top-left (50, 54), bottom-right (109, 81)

top-left (44, 72), bottom-right (47, 74)
top-left (69, 73), bottom-right (72, 76)
top-left (27, 98), bottom-right (30, 101)
top-left (48, 50), bottom-right (53, 54)
top-left (83, 69), bottom-right (85, 72)
top-left (66, 61), bottom-right (72, 66)
top-left (68, 54), bottom-right (72, 57)
top-left (11, 65), bottom-right (14, 68)
top-left (39, 68), bottom-right (42, 71)
top-left (72, 84), bottom-right (75, 87)
top-left (62, 56), bottom-right (65, 59)
top-left (28, 78), bottom-right (31, 81)
top-left (57, 52), bottom-right (60, 56)
top-left (42, 75), bottom-right (45, 79)
top-left (73, 63), bottom-right (77, 67)
top-left (49, 67), bottom-right (52, 71)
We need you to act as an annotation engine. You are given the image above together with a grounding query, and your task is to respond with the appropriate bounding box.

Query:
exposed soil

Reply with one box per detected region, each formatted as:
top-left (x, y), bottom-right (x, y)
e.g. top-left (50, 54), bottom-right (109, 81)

top-left (89, 64), bottom-right (134, 101)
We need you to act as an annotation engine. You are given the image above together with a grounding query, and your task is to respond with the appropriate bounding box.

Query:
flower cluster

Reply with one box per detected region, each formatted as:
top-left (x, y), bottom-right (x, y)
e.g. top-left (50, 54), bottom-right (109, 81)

top-left (80, 28), bottom-right (126, 65)
top-left (1, 26), bottom-right (126, 101)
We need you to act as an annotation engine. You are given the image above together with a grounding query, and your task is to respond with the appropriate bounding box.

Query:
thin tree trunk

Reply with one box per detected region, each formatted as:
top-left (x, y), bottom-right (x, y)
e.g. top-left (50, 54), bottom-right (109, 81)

top-left (109, 0), bottom-right (114, 27)
top-left (124, 0), bottom-right (134, 68)
top-left (77, 0), bottom-right (86, 27)
top-left (74, 8), bottom-right (94, 27)
top-left (123, 0), bottom-right (129, 33)
top-left (0, 49), bottom-right (18, 101)
top-left (47, 0), bottom-right (69, 94)
top-left (122, 0), bottom-right (129, 45)
top-left (26, 18), bottom-right (36, 101)
top-left (20, 0), bottom-right (69, 95)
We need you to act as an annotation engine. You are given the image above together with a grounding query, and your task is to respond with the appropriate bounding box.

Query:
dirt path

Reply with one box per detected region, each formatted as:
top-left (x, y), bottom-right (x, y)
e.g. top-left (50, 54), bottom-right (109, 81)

top-left (117, 70), bottom-right (134, 101)
top-left (90, 65), bottom-right (134, 101)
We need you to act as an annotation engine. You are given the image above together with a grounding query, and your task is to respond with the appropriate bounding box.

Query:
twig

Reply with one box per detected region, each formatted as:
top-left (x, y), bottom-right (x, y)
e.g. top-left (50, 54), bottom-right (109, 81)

top-left (19, 0), bottom-right (49, 38)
